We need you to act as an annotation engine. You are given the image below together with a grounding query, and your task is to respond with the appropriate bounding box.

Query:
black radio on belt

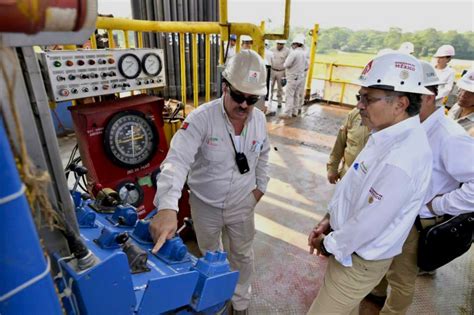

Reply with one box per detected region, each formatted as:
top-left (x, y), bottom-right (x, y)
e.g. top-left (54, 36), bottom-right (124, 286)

top-left (229, 133), bottom-right (250, 174)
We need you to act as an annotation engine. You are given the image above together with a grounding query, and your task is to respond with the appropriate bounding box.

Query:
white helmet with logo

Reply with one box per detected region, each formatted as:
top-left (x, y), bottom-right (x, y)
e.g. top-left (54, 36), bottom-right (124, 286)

top-left (457, 69), bottom-right (474, 93)
top-left (240, 35), bottom-right (253, 43)
top-left (358, 52), bottom-right (433, 95)
top-left (222, 49), bottom-right (267, 96)
top-left (420, 60), bottom-right (442, 87)
top-left (398, 42), bottom-right (415, 54)
top-left (292, 34), bottom-right (305, 45)
top-left (276, 39), bottom-right (287, 44)
top-left (433, 44), bottom-right (455, 57)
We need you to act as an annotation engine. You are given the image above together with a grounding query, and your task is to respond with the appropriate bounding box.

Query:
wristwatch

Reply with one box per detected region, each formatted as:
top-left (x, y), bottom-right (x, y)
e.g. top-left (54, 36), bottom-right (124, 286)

top-left (320, 238), bottom-right (332, 257)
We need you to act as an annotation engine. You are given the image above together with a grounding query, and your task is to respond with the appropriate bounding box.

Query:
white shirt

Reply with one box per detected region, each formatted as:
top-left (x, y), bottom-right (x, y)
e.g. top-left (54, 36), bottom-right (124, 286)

top-left (324, 116), bottom-right (432, 266)
top-left (420, 108), bottom-right (474, 218)
top-left (154, 98), bottom-right (270, 211)
top-left (284, 47), bottom-right (306, 78)
top-left (435, 66), bottom-right (455, 100)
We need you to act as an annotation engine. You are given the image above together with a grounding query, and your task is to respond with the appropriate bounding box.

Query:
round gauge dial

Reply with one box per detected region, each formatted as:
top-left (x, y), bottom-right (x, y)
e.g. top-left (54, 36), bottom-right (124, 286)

top-left (104, 111), bottom-right (158, 168)
top-left (117, 182), bottom-right (144, 207)
top-left (118, 53), bottom-right (142, 79)
top-left (142, 53), bottom-right (162, 77)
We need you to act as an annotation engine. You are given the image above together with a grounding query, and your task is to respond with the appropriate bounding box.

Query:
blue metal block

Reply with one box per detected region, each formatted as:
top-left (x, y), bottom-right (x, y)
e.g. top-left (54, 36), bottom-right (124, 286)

top-left (59, 252), bottom-right (136, 315)
top-left (130, 220), bottom-right (153, 244)
top-left (136, 272), bottom-right (199, 315)
top-left (94, 226), bottom-right (121, 249)
top-left (108, 204), bottom-right (138, 227)
top-left (191, 252), bottom-right (239, 312)
top-left (76, 205), bottom-right (97, 228)
top-left (155, 236), bottom-right (189, 263)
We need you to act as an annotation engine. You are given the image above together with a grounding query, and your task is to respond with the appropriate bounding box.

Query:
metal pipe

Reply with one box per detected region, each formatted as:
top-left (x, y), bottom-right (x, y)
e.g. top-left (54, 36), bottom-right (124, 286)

top-left (124, 30), bottom-right (130, 48)
top-left (137, 31), bottom-right (143, 48)
top-left (107, 29), bottom-right (115, 48)
top-left (97, 17), bottom-right (221, 34)
top-left (264, 0), bottom-right (291, 40)
top-left (192, 33), bottom-right (199, 107)
top-left (339, 82), bottom-right (347, 104)
top-left (179, 33), bottom-right (187, 108)
top-left (205, 34), bottom-right (211, 102)
top-left (305, 24), bottom-right (319, 99)
top-left (89, 33), bottom-right (97, 49)
top-left (219, 0), bottom-right (228, 26)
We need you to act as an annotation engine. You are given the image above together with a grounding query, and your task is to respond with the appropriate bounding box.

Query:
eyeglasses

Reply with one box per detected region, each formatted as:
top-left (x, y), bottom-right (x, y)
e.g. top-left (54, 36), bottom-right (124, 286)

top-left (228, 85), bottom-right (260, 105)
top-left (356, 94), bottom-right (394, 106)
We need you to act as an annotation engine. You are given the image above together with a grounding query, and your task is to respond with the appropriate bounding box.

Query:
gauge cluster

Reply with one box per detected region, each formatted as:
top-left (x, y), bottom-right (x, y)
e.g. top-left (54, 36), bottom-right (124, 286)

top-left (38, 49), bottom-right (166, 102)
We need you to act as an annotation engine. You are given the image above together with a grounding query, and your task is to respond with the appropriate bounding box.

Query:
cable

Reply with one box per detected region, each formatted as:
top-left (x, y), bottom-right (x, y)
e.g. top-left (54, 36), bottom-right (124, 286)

top-left (0, 255), bottom-right (52, 302)
top-left (0, 184), bottom-right (26, 205)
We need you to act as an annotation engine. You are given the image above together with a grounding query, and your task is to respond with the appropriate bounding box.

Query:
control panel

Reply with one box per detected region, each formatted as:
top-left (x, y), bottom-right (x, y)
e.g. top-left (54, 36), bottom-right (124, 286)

top-left (38, 49), bottom-right (166, 102)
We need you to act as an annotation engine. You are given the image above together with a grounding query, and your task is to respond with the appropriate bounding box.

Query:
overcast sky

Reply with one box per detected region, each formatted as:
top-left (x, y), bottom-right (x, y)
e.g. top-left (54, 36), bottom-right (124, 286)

top-left (98, 0), bottom-right (473, 32)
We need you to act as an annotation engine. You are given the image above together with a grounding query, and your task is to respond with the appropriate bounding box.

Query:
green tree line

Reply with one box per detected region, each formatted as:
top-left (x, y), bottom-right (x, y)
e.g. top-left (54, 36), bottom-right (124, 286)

top-left (314, 27), bottom-right (473, 60)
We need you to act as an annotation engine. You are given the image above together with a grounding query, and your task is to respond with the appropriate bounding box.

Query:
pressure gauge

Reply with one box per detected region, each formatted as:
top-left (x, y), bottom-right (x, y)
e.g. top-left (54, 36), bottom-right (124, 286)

top-left (104, 111), bottom-right (158, 168)
top-left (142, 53), bottom-right (162, 77)
top-left (118, 53), bottom-right (141, 79)
top-left (116, 181), bottom-right (144, 207)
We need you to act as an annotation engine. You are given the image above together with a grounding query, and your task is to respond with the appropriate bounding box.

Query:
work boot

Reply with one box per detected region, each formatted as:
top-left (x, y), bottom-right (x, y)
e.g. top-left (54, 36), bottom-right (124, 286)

top-left (227, 303), bottom-right (248, 315)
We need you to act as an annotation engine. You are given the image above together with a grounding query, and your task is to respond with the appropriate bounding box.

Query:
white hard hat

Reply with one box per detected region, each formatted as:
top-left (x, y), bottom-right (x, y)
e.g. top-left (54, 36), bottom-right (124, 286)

top-left (377, 48), bottom-right (394, 56)
top-left (358, 52), bottom-right (433, 95)
top-left (433, 44), bottom-right (455, 57)
top-left (420, 60), bottom-right (442, 87)
top-left (457, 69), bottom-right (474, 93)
top-left (292, 34), bottom-right (305, 45)
top-left (276, 39), bottom-right (287, 44)
top-left (398, 42), bottom-right (414, 54)
top-left (222, 50), bottom-right (267, 96)
top-left (240, 35), bottom-right (253, 43)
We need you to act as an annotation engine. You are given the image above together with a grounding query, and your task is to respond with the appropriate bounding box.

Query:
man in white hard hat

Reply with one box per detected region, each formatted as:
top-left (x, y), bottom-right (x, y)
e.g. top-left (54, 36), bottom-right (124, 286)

top-left (264, 41), bottom-right (274, 113)
top-left (306, 52), bottom-right (433, 314)
top-left (433, 44), bottom-right (456, 107)
top-left (224, 34), bottom-right (238, 66)
top-left (268, 39), bottom-right (290, 115)
top-left (448, 69), bottom-right (474, 135)
top-left (281, 34), bottom-right (307, 118)
top-left (240, 35), bottom-right (253, 50)
top-left (150, 50), bottom-right (270, 315)
top-left (398, 42), bottom-right (415, 55)
top-left (367, 61), bottom-right (474, 314)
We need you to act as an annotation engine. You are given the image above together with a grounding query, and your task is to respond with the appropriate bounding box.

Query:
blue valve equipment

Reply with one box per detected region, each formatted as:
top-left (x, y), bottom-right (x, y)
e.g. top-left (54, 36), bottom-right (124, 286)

top-left (0, 119), bottom-right (62, 315)
top-left (54, 187), bottom-right (240, 315)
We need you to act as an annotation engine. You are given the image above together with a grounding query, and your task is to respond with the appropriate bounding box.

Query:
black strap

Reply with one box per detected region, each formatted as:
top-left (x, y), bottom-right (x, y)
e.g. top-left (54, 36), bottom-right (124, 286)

top-left (228, 133), bottom-right (238, 154)
top-left (414, 215), bottom-right (423, 232)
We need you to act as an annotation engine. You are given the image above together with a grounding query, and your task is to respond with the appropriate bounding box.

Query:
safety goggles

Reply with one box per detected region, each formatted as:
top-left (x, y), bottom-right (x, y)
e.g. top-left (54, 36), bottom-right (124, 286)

top-left (229, 85), bottom-right (260, 105)
top-left (356, 94), bottom-right (394, 106)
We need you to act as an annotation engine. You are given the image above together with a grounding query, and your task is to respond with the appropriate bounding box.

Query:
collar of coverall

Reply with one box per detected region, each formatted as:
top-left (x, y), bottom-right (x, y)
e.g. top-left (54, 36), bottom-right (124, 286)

top-left (219, 95), bottom-right (255, 129)
top-left (369, 115), bottom-right (420, 146)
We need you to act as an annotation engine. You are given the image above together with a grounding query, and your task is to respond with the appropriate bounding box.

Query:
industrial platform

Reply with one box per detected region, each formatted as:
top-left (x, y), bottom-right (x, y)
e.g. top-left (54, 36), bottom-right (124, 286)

top-left (59, 102), bottom-right (473, 315)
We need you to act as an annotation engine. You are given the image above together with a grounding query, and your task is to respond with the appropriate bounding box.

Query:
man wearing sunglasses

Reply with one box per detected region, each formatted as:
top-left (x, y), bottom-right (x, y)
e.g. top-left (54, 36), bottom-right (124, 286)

top-left (150, 50), bottom-right (270, 315)
top-left (307, 52), bottom-right (434, 314)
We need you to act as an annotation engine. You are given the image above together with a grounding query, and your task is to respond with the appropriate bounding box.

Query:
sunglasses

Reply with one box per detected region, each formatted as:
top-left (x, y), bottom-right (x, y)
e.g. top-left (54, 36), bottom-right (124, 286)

top-left (228, 85), bottom-right (260, 105)
top-left (356, 94), bottom-right (394, 106)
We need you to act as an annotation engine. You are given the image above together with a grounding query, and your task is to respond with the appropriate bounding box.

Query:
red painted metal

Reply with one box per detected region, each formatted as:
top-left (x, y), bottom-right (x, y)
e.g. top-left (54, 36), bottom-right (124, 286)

top-left (69, 95), bottom-right (191, 224)
top-left (0, 0), bottom-right (87, 34)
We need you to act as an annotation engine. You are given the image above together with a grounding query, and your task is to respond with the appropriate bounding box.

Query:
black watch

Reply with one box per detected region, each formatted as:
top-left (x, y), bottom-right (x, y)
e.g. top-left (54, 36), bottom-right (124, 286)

top-left (320, 238), bottom-right (332, 257)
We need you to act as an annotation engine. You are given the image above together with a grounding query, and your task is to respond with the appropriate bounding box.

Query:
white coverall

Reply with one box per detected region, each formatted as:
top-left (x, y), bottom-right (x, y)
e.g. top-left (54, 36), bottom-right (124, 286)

top-left (154, 98), bottom-right (270, 310)
top-left (434, 66), bottom-right (455, 107)
top-left (283, 47), bottom-right (307, 116)
top-left (270, 46), bottom-right (290, 107)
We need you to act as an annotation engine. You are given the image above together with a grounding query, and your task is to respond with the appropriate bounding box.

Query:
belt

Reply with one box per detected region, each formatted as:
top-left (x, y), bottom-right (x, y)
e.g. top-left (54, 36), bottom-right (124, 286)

top-left (420, 215), bottom-right (444, 221)
top-left (272, 68), bottom-right (284, 71)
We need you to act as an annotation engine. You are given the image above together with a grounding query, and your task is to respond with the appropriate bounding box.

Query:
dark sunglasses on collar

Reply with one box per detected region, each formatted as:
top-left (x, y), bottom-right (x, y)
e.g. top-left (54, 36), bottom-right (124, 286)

top-left (228, 85), bottom-right (260, 105)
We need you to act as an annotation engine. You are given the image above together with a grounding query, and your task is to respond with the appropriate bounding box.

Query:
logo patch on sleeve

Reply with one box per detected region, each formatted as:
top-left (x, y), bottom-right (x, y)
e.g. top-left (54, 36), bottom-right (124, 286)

top-left (181, 122), bottom-right (189, 130)
top-left (369, 187), bottom-right (383, 201)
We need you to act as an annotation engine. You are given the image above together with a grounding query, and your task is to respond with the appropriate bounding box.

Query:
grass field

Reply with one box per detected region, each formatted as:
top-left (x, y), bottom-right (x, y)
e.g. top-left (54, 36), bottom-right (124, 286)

top-left (312, 50), bottom-right (473, 79)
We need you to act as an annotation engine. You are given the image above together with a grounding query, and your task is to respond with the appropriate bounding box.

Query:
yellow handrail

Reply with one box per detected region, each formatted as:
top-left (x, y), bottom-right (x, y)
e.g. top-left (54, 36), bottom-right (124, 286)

top-left (192, 33), bottom-right (199, 108)
top-left (305, 24), bottom-right (319, 100)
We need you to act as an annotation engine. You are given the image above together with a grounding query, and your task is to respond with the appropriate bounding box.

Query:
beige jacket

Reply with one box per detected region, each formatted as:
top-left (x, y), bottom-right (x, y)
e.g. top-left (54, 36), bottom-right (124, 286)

top-left (327, 108), bottom-right (370, 177)
top-left (270, 46), bottom-right (290, 71)
top-left (154, 98), bottom-right (270, 211)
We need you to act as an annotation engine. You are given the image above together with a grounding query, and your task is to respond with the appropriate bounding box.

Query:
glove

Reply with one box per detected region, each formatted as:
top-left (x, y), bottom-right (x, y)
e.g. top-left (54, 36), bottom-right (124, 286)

top-left (281, 77), bottom-right (287, 87)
